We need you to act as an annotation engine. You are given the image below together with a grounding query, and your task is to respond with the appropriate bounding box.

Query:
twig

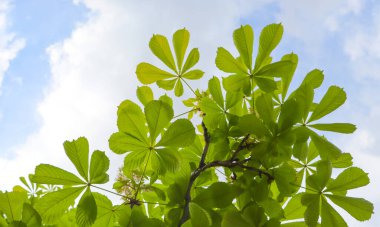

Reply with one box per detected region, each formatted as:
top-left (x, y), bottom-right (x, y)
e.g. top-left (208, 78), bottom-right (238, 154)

top-left (231, 134), bottom-right (250, 160)
top-left (199, 121), bottom-right (210, 167)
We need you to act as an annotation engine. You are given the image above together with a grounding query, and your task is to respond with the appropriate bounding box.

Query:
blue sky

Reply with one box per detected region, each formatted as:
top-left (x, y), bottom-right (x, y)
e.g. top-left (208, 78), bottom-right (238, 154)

top-left (0, 0), bottom-right (378, 226)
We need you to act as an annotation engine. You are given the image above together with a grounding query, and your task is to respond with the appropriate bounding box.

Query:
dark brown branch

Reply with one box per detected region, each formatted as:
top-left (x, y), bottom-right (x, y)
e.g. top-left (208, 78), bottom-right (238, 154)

top-left (231, 134), bottom-right (250, 160)
top-left (199, 121), bottom-right (210, 167)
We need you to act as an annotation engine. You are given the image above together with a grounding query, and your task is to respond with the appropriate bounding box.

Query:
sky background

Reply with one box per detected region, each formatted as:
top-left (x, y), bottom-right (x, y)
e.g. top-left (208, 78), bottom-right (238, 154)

top-left (0, 0), bottom-right (378, 225)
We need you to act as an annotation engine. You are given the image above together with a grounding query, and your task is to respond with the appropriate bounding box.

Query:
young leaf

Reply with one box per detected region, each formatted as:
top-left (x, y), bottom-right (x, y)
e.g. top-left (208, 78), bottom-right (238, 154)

top-left (222, 74), bottom-right (250, 92)
top-left (309, 130), bottom-right (342, 160)
top-left (193, 182), bottom-right (241, 209)
top-left (283, 193), bottom-right (306, 220)
top-left (278, 98), bottom-right (301, 132)
top-left (272, 163), bottom-right (297, 196)
top-left (136, 62), bottom-right (175, 84)
top-left (308, 86), bottom-right (346, 123)
top-left (281, 53), bottom-right (298, 99)
top-left (149, 34), bottom-right (177, 72)
top-left (308, 123), bottom-right (356, 134)
top-left (156, 119), bottom-right (195, 147)
top-left (254, 23), bottom-right (283, 70)
top-left (326, 167), bottom-right (369, 192)
top-left (321, 197), bottom-right (347, 227)
top-left (109, 132), bottom-right (148, 154)
top-left (145, 100), bottom-right (173, 142)
top-left (124, 150), bottom-right (149, 171)
top-left (174, 79), bottom-right (184, 97)
top-left (302, 193), bottom-right (320, 227)
top-left (93, 193), bottom-right (131, 227)
top-left (89, 151), bottom-right (110, 184)
top-left (151, 148), bottom-right (181, 173)
top-left (76, 189), bottom-right (97, 227)
top-left (238, 114), bottom-right (270, 137)
top-left (326, 195), bottom-right (373, 221)
top-left (173, 28), bottom-right (189, 70)
top-left (233, 25), bottom-right (254, 70)
top-left (35, 186), bottom-right (85, 224)
top-left (182, 69), bottom-right (204, 80)
top-left (31, 164), bottom-right (85, 185)
top-left (307, 160), bottom-right (332, 191)
top-left (0, 191), bottom-right (27, 221)
top-left (255, 93), bottom-right (274, 123)
top-left (302, 69), bottom-right (324, 89)
top-left (254, 77), bottom-right (277, 92)
top-left (117, 100), bottom-right (149, 144)
top-left (22, 203), bottom-right (42, 227)
top-left (157, 78), bottom-right (177, 90)
top-left (182, 48), bottom-right (199, 73)
top-left (136, 86), bottom-right (154, 106)
top-left (63, 137), bottom-right (89, 181)
top-left (215, 47), bottom-right (247, 74)
top-left (208, 76), bottom-right (224, 108)
top-left (189, 202), bottom-right (212, 227)
top-left (254, 60), bottom-right (295, 78)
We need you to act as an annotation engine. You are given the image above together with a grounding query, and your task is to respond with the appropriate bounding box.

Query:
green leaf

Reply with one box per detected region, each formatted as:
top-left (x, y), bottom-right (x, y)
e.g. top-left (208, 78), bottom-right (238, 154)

top-left (256, 93), bottom-right (274, 123)
top-left (326, 194), bottom-right (373, 221)
top-left (109, 132), bottom-right (148, 154)
top-left (173, 28), bottom-right (189, 70)
top-left (136, 86), bottom-right (154, 106)
top-left (145, 100), bottom-right (173, 142)
top-left (76, 189), bottom-right (97, 227)
top-left (238, 114), bottom-right (270, 137)
top-left (254, 77), bottom-right (277, 92)
top-left (189, 202), bottom-right (212, 227)
top-left (308, 123), bottom-right (356, 134)
top-left (281, 53), bottom-right (298, 99)
top-left (278, 98), bottom-right (301, 132)
top-left (259, 198), bottom-right (284, 219)
top-left (193, 182), bottom-right (241, 209)
top-left (31, 164), bottom-right (85, 185)
top-left (326, 167), bottom-right (369, 192)
top-left (331, 153), bottom-right (353, 168)
top-left (156, 119), bottom-right (195, 147)
top-left (307, 160), bottom-right (332, 191)
top-left (151, 148), bottom-right (181, 173)
top-left (233, 25), bottom-right (254, 70)
top-left (301, 193), bottom-right (320, 227)
top-left (208, 76), bottom-right (224, 108)
top-left (182, 69), bottom-right (204, 80)
top-left (149, 34), bottom-right (176, 71)
top-left (93, 193), bottom-right (131, 227)
top-left (272, 163), bottom-right (297, 196)
top-left (124, 150), bottom-right (149, 171)
top-left (136, 62), bottom-right (175, 84)
top-left (254, 60), bottom-right (295, 78)
top-left (174, 79), bottom-right (184, 97)
top-left (222, 210), bottom-right (251, 227)
top-left (216, 47), bottom-right (247, 74)
top-left (182, 48), bottom-right (199, 73)
top-left (22, 203), bottom-right (42, 227)
top-left (309, 130), bottom-right (341, 160)
top-left (63, 137), bottom-right (89, 181)
top-left (291, 83), bottom-right (314, 121)
top-left (284, 193), bottom-right (306, 220)
top-left (35, 186), bottom-right (85, 224)
top-left (308, 86), bottom-right (346, 123)
top-left (254, 23), bottom-right (283, 70)
top-left (117, 100), bottom-right (149, 144)
top-left (157, 78), bottom-right (177, 90)
top-left (89, 151), bottom-right (109, 184)
top-left (0, 191), bottom-right (27, 221)
top-left (222, 74), bottom-right (250, 92)
top-left (302, 69), bottom-right (324, 89)
top-left (321, 197), bottom-right (347, 227)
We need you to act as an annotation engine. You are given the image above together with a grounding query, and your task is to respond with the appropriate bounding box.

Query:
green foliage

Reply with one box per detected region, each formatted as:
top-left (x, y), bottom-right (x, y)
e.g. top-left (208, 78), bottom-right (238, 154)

top-left (0, 23), bottom-right (373, 227)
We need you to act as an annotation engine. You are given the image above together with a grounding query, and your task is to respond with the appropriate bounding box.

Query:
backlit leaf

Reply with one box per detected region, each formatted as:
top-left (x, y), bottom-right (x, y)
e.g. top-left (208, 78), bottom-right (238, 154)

top-left (76, 189), bottom-right (97, 227)
top-left (173, 28), bottom-right (189, 70)
top-left (145, 100), bottom-right (173, 142)
top-left (0, 191), bottom-right (27, 221)
top-left (136, 86), bottom-right (154, 106)
top-left (216, 47), bottom-right (247, 74)
top-left (63, 137), bottom-right (89, 181)
top-left (308, 123), bottom-right (356, 134)
top-left (233, 25), bottom-right (254, 70)
top-left (326, 167), bottom-right (369, 192)
top-left (89, 151), bottom-right (109, 184)
top-left (182, 48), bottom-right (199, 73)
top-left (326, 195), bottom-right (373, 221)
top-left (31, 164), bottom-right (85, 185)
top-left (136, 62), bottom-right (175, 84)
top-left (156, 119), bottom-right (195, 147)
top-left (149, 34), bottom-right (176, 71)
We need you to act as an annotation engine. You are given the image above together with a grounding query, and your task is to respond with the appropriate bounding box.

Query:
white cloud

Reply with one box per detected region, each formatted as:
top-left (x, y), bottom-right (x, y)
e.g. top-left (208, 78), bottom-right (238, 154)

top-left (0, 0), bottom-right (25, 92)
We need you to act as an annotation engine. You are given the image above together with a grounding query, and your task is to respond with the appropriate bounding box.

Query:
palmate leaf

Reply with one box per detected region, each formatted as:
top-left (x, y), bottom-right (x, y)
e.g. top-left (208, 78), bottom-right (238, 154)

top-left (22, 203), bottom-right (42, 227)
top-left (174, 79), bottom-right (184, 97)
top-left (326, 195), bottom-right (373, 221)
top-left (0, 191), bottom-right (27, 221)
top-left (35, 186), bottom-right (85, 224)
top-left (306, 160), bottom-right (332, 191)
top-left (302, 69), bottom-right (324, 88)
top-left (325, 167), bottom-right (369, 192)
top-left (222, 74), bottom-right (250, 93)
top-left (156, 119), bottom-right (196, 147)
top-left (182, 70), bottom-right (204, 80)
top-left (31, 164), bottom-right (85, 185)
top-left (145, 100), bottom-right (173, 143)
top-left (89, 151), bottom-right (110, 184)
top-left (189, 202), bottom-right (212, 227)
top-left (254, 77), bottom-right (277, 92)
top-left (216, 47), bottom-right (247, 74)
top-left (173, 28), bottom-right (190, 70)
top-left (321, 197), bottom-right (347, 227)
top-left (117, 100), bottom-right (149, 144)
top-left (193, 182), bottom-right (241, 209)
top-left (208, 76), bottom-right (224, 108)
top-left (308, 123), bottom-right (356, 134)
top-left (76, 188), bottom-right (97, 227)
top-left (149, 34), bottom-right (177, 72)
top-left (182, 48), bottom-right (199, 73)
top-left (93, 192), bottom-right (131, 227)
top-left (284, 193), bottom-right (306, 220)
top-left (254, 60), bottom-right (295, 78)
top-left (238, 114), bottom-right (270, 137)
top-left (307, 86), bottom-right (346, 123)
top-left (302, 193), bottom-right (320, 227)
top-left (221, 210), bottom-right (251, 227)
top-left (136, 62), bottom-right (175, 84)
top-left (136, 86), bottom-right (154, 106)
top-left (254, 23), bottom-right (283, 70)
top-left (63, 137), bottom-right (89, 181)
top-left (151, 148), bottom-right (181, 173)
top-left (108, 132), bottom-right (148, 154)
top-left (281, 53), bottom-right (298, 100)
top-left (272, 163), bottom-right (297, 196)
top-left (233, 25), bottom-right (254, 70)
top-left (309, 129), bottom-right (342, 160)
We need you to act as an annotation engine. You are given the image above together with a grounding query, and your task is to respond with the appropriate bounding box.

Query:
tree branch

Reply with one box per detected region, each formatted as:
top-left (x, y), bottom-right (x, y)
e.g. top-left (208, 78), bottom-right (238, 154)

top-left (231, 134), bottom-right (250, 160)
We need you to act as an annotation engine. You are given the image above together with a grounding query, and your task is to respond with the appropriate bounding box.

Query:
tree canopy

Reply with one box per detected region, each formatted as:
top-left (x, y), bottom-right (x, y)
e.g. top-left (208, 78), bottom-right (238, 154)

top-left (0, 23), bottom-right (373, 227)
